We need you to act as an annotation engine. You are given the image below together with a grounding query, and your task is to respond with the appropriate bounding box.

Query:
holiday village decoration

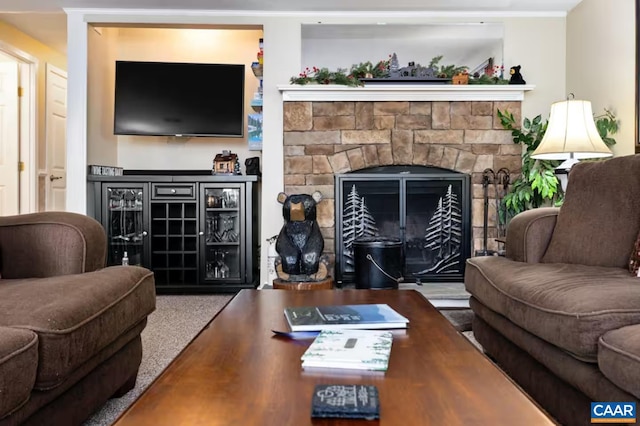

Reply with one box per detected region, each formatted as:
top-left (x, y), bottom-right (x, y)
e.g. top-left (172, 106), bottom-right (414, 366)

top-left (290, 54), bottom-right (511, 87)
top-left (213, 150), bottom-right (240, 175)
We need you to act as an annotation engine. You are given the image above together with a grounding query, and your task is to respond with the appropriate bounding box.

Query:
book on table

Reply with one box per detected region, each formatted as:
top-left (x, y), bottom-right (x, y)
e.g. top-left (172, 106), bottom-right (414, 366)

top-left (284, 303), bottom-right (409, 332)
top-left (301, 329), bottom-right (393, 371)
top-left (310, 384), bottom-right (380, 420)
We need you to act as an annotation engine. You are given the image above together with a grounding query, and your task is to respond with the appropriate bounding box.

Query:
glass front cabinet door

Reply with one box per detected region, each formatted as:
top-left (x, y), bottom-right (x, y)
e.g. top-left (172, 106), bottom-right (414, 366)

top-left (200, 184), bottom-right (246, 286)
top-left (103, 183), bottom-right (149, 267)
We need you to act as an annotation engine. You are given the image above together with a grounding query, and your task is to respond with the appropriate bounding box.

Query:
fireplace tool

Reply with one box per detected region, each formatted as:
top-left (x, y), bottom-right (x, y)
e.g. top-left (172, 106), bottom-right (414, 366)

top-left (494, 168), bottom-right (511, 255)
top-left (475, 168), bottom-right (496, 256)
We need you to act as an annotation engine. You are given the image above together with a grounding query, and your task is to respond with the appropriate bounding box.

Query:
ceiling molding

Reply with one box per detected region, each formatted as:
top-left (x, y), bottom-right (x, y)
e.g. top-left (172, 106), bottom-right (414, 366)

top-left (64, 8), bottom-right (568, 22)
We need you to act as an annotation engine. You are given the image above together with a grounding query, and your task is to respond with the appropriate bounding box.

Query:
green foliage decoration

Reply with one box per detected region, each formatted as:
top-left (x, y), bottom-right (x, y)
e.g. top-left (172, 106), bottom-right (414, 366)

top-left (498, 107), bottom-right (618, 221)
top-left (289, 66), bottom-right (362, 87)
top-left (594, 109), bottom-right (619, 147)
top-left (428, 55), bottom-right (469, 78)
top-left (468, 74), bottom-right (509, 85)
top-left (498, 110), bottom-right (558, 219)
top-left (349, 58), bottom-right (391, 79)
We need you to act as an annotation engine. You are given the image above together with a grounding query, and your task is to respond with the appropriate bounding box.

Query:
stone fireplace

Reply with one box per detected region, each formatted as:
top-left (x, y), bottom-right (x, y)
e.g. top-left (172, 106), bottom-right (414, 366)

top-left (280, 86), bottom-right (527, 282)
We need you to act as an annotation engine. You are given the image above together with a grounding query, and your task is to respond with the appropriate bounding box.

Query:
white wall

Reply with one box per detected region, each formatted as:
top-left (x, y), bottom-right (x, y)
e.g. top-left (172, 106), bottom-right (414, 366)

top-left (567, 0), bottom-right (635, 156)
top-left (503, 17), bottom-right (567, 120)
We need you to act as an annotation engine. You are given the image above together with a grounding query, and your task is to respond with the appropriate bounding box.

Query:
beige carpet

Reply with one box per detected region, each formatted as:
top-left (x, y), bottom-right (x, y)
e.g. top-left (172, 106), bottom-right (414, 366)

top-left (83, 295), bottom-right (233, 426)
top-left (83, 292), bottom-right (475, 426)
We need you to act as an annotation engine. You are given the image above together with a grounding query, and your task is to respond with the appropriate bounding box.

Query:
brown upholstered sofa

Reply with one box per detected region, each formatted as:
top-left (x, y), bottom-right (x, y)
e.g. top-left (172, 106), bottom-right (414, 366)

top-left (0, 212), bottom-right (156, 425)
top-left (465, 154), bottom-right (640, 426)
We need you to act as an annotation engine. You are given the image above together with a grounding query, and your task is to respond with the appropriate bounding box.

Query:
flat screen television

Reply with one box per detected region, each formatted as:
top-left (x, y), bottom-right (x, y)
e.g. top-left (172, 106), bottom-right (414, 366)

top-left (114, 61), bottom-right (245, 137)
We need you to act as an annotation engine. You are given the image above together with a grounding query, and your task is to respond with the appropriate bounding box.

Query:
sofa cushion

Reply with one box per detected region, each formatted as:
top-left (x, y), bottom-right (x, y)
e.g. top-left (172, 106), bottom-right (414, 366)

top-left (0, 326), bottom-right (38, 419)
top-left (599, 325), bottom-right (640, 399)
top-left (471, 299), bottom-right (637, 406)
top-left (465, 256), bottom-right (640, 361)
top-left (0, 266), bottom-right (155, 390)
top-left (541, 155), bottom-right (640, 268)
top-left (629, 231), bottom-right (640, 276)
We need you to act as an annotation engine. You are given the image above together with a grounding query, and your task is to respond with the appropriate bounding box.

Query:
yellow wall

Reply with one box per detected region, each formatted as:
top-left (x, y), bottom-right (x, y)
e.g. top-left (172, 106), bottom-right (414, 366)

top-left (86, 27), bottom-right (264, 171)
top-left (0, 22), bottom-right (66, 172)
top-left (87, 26), bottom-right (118, 166)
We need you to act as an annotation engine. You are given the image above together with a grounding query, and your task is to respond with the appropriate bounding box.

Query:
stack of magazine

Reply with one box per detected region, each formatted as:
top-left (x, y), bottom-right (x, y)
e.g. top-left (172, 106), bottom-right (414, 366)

top-left (282, 303), bottom-right (409, 371)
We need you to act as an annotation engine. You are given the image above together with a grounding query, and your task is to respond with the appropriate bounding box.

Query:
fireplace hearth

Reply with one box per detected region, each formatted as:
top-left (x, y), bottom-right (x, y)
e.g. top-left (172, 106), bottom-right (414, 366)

top-left (335, 165), bottom-right (471, 286)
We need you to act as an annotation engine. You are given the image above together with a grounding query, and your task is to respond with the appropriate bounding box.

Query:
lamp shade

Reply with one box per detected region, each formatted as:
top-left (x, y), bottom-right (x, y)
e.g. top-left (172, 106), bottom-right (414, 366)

top-left (531, 99), bottom-right (613, 160)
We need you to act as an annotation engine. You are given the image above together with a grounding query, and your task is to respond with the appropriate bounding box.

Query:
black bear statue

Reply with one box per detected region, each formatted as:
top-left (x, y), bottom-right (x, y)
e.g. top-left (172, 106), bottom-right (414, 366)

top-left (275, 191), bottom-right (329, 282)
top-left (509, 65), bottom-right (526, 85)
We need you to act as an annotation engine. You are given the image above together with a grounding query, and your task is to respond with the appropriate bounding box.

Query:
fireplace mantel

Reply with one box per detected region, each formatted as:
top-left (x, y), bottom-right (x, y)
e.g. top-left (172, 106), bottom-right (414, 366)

top-left (278, 84), bottom-right (535, 102)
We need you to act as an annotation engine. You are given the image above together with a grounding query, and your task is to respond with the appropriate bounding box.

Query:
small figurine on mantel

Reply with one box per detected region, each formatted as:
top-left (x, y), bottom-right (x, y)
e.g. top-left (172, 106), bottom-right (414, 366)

top-left (273, 191), bottom-right (333, 289)
top-left (213, 150), bottom-right (239, 175)
top-left (508, 65), bottom-right (526, 85)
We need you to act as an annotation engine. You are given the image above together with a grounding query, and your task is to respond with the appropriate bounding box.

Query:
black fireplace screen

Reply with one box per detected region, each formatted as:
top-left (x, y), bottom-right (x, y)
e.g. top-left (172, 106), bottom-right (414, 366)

top-left (334, 165), bottom-right (471, 286)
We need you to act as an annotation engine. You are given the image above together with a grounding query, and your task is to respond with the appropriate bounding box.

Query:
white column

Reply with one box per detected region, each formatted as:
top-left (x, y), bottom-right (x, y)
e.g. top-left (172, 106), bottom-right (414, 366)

top-left (64, 11), bottom-right (88, 213)
top-left (259, 19), bottom-right (301, 286)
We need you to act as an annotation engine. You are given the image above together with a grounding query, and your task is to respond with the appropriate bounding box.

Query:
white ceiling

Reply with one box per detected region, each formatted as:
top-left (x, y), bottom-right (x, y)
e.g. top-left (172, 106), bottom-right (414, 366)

top-left (0, 0), bottom-right (583, 55)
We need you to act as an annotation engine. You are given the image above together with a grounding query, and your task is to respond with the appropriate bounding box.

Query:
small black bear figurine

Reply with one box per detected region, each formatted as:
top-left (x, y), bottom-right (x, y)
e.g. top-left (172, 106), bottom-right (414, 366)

top-left (275, 191), bottom-right (328, 281)
top-left (509, 65), bottom-right (526, 85)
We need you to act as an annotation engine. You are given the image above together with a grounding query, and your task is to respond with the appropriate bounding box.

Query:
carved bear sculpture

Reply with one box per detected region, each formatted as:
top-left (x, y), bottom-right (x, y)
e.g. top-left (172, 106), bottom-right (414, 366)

top-left (509, 65), bottom-right (526, 85)
top-left (275, 191), bottom-right (329, 282)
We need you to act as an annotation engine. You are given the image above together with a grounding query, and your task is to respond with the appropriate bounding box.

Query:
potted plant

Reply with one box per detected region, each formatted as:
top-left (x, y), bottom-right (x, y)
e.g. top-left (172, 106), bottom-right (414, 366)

top-left (497, 108), bottom-right (618, 221)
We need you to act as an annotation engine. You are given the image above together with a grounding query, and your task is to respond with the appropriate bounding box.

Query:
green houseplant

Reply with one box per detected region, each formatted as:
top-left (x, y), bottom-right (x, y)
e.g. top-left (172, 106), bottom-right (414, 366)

top-left (497, 108), bottom-right (618, 220)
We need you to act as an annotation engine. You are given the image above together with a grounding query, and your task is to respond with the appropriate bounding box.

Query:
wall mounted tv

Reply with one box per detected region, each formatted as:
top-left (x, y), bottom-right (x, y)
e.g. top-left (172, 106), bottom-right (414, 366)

top-left (114, 61), bottom-right (245, 137)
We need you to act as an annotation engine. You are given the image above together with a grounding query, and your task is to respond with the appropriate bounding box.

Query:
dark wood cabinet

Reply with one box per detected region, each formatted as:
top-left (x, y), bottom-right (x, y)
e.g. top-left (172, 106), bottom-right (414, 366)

top-left (88, 172), bottom-right (259, 293)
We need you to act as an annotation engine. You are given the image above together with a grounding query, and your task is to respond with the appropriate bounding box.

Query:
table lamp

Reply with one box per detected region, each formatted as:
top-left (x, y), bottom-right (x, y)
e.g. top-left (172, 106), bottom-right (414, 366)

top-left (531, 97), bottom-right (613, 191)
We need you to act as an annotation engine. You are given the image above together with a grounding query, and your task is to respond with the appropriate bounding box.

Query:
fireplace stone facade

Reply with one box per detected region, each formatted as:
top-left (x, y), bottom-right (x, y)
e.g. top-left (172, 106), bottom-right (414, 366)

top-left (282, 99), bottom-right (522, 272)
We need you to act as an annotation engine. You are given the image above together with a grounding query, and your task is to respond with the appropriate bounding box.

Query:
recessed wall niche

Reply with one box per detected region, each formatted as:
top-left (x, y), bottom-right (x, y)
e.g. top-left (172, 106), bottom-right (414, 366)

top-left (301, 23), bottom-right (504, 77)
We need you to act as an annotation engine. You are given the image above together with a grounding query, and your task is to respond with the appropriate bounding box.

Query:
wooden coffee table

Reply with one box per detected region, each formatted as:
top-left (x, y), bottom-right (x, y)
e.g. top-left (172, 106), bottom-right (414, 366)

top-left (113, 289), bottom-right (555, 425)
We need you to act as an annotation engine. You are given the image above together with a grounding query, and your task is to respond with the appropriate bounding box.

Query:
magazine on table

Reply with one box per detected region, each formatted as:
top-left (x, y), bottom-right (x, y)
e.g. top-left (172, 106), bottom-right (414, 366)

top-left (301, 329), bottom-right (393, 371)
top-left (284, 303), bottom-right (409, 331)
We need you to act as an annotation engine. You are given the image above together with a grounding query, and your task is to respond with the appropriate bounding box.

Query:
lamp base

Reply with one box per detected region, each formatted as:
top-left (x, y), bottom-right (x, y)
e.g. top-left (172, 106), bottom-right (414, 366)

top-left (557, 157), bottom-right (580, 171)
top-left (554, 158), bottom-right (579, 193)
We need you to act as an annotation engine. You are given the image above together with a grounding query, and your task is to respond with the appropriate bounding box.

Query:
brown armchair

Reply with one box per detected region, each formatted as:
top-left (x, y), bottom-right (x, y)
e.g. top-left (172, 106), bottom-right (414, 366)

top-left (464, 155), bottom-right (640, 426)
top-left (0, 212), bottom-right (156, 426)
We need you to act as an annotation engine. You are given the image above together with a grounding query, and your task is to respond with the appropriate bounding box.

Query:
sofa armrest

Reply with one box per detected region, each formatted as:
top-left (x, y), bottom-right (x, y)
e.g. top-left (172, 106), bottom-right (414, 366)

top-left (0, 212), bottom-right (106, 278)
top-left (505, 207), bottom-right (559, 263)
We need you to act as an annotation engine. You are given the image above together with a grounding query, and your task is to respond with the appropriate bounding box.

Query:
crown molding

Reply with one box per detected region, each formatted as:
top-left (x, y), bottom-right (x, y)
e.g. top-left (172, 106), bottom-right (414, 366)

top-left (63, 8), bottom-right (567, 21)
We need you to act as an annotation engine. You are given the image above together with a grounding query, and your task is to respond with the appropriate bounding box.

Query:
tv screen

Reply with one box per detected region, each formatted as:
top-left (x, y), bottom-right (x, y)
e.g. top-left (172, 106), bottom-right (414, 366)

top-left (114, 61), bottom-right (245, 137)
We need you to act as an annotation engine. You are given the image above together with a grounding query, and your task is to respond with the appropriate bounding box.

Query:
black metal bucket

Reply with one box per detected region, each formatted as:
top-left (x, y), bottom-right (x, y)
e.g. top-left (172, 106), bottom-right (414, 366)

top-left (353, 237), bottom-right (404, 289)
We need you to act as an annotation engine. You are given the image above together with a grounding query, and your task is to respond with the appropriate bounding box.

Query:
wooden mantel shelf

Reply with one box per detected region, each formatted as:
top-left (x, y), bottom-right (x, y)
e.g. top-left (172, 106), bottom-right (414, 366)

top-left (278, 84), bottom-right (535, 102)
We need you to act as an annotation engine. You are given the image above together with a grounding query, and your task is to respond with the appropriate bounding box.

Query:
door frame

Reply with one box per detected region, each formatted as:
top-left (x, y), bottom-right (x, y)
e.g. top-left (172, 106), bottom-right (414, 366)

top-left (0, 40), bottom-right (38, 214)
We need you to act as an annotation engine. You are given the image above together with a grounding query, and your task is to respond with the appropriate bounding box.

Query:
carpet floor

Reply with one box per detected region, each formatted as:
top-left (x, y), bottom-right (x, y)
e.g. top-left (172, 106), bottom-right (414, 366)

top-left (83, 295), bottom-right (233, 426)
top-left (83, 292), bottom-right (476, 426)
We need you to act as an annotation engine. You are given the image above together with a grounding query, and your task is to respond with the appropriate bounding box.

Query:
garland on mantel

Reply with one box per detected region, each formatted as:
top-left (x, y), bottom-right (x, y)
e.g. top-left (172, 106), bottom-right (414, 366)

top-left (289, 55), bottom-right (510, 87)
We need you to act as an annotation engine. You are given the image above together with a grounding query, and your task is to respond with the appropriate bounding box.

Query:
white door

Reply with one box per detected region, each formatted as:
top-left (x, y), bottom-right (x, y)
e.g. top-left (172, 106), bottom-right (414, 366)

top-left (45, 64), bottom-right (67, 211)
top-left (0, 60), bottom-right (19, 216)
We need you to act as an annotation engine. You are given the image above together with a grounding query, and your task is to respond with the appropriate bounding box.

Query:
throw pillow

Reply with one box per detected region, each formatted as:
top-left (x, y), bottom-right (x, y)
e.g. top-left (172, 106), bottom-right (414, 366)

top-left (629, 231), bottom-right (640, 276)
